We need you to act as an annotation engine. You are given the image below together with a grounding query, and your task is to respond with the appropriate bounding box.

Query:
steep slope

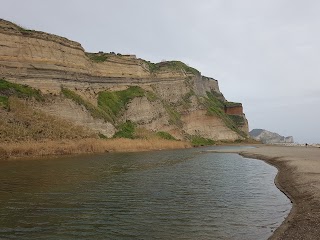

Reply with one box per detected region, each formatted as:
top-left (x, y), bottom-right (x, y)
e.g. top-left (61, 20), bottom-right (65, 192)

top-left (250, 129), bottom-right (294, 144)
top-left (0, 19), bottom-right (249, 143)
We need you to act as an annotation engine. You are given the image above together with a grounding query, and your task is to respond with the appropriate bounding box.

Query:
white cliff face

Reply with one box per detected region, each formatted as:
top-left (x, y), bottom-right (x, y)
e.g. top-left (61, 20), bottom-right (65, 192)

top-left (250, 129), bottom-right (294, 144)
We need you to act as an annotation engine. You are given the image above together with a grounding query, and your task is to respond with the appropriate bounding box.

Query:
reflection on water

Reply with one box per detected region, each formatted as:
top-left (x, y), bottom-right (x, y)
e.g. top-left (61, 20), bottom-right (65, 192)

top-left (0, 146), bottom-right (291, 240)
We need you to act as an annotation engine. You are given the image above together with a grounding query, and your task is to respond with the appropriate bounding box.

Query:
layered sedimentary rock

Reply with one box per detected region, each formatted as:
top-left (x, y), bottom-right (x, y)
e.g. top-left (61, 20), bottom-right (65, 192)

top-left (0, 19), bottom-right (249, 141)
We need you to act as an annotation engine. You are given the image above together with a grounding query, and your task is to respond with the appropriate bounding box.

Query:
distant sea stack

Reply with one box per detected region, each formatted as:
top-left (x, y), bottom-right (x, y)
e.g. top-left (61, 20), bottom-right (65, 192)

top-left (0, 19), bottom-right (249, 144)
top-left (250, 129), bottom-right (294, 144)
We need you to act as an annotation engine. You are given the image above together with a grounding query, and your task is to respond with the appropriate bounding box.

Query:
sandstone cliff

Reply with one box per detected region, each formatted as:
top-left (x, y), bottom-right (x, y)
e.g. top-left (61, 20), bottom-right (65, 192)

top-left (0, 19), bottom-right (249, 143)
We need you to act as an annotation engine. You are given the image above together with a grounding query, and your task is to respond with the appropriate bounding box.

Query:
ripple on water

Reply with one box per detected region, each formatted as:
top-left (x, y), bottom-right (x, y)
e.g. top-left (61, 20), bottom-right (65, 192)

top-left (0, 147), bottom-right (291, 240)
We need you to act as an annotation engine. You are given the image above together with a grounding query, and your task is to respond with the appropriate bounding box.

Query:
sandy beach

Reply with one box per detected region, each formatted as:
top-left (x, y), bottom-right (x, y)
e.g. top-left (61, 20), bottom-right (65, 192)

top-left (237, 146), bottom-right (320, 239)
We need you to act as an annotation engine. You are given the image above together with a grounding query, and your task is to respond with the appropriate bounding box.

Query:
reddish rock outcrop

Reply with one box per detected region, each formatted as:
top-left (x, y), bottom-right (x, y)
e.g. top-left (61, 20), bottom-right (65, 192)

top-left (224, 105), bottom-right (243, 115)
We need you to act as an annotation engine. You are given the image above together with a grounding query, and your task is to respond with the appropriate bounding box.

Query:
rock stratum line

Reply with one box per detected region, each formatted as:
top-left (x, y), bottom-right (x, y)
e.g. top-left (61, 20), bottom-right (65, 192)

top-left (0, 19), bottom-right (249, 144)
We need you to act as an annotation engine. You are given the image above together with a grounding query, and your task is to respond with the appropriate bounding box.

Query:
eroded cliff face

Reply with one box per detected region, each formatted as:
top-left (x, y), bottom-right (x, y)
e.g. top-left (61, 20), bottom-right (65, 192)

top-left (0, 19), bottom-right (249, 142)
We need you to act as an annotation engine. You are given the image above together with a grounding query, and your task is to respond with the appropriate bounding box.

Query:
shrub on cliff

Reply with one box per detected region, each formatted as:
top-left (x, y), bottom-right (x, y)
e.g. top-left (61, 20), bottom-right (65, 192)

top-left (158, 61), bottom-right (200, 75)
top-left (85, 52), bottom-right (109, 62)
top-left (0, 79), bottom-right (43, 102)
top-left (98, 86), bottom-right (145, 118)
top-left (205, 91), bottom-right (247, 138)
top-left (190, 136), bottom-right (215, 147)
top-left (0, 96), bottom-right (8, 109)
top-left (61, 87), bottom-right (114, 123)
top-left (156, 131), bottom-right (176, 140)
top-left (113, 121), bottom-right (136, 139)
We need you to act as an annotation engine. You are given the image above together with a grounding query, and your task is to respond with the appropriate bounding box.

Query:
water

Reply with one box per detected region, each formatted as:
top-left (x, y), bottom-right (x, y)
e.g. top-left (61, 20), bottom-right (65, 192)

top-left (0, 146), bottom-right (291, 240)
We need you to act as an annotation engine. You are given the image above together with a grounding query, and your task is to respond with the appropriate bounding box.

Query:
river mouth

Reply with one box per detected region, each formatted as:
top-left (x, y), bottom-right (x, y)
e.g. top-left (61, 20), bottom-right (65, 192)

top-left (0, 146), bottom-right (291, 240)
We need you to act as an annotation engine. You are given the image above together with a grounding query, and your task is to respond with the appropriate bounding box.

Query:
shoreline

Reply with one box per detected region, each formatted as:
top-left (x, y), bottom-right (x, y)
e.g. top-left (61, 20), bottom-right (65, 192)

top-left (238, 146), bottom-right (320, 239)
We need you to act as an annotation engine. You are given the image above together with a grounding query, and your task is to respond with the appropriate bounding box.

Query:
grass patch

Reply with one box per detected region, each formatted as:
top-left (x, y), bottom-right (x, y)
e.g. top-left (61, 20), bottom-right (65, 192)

top-left (205, 91), bottom-right (247, 138)
top-left (228, 115), bottom-right (246, 127)
top-left (208, 90), bottom-right (225, 100)
top-left (156, 131), bottom-right (176, 140)
top-left (180, 90), bottom-right (196, 109)
top-left (190, 136), bottom-right (215, 147)
top-left (162, 102), bottom-right (182, 126)
top-left (0, 96), bottom-right (8, 109)
top-left (159, 61), bottom-right (200, 75)
top-left (113, 121), bottom-right (136, 139)
top-left (144, 61), bottom-right (161, 73)
top-left (85, 52), bottom-right (110, 62)
top-left (144, 60), bottom-right (199, 75)
top-left (61, 87), bottom-right (113, 123)
top-left (12, 22), bottom-right (34, 33)
top-left (182, 90), bottom-right (195, 103)
top-left (224, 101), bottom-right (242, 107)
top-left (145, 91), bottom-right (158, 101)
top-left (98, 86), bottom-right (145, 118)
top-left (0, 79), bottom-right (43, 101)
top-left (63, 86), bottom-right (157, 125)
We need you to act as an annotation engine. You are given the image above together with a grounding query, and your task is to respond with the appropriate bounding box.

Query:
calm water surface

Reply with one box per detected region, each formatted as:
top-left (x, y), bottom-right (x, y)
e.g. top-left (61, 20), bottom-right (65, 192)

top-left (0, 146), bottom-right (291, 240)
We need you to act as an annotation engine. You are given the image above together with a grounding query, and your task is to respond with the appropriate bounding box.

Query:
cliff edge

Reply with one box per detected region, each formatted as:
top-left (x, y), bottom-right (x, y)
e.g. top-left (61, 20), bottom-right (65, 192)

top-left (0, 19), bottom-right (249, 144)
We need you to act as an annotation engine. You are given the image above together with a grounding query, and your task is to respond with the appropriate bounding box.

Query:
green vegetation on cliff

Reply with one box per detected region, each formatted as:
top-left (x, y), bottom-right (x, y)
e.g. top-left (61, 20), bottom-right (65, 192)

top-left (11, 22), bottom-right (34, 33)
top-left (205, 91), bottom-right (247, 138)
top-left (0, 79), bottom-right (43, 102)
top-left (189, 135), bottom-right (215, 147)
top-left (61, 87), bottom-right (114, 123)
top-left (182, 90), bottom-right (195, 103)
top-left (156, 131), bottom-right (176, 140)
top-left (161, 61), bottom-right (199, 75)
top-left (113, 121), bottom-right (136, 139)
top-left (85, 52), bottom-right (110, 62)
top-left (162, 102), bottom-right (182, 126)
top-left (144, 61), bottom-right (161, 73)
top-left (145, 60), bottom-right (200, 75)
top-left (228, 115), bottom-right (246, 128)
top-left (224, 101), bottom-right (242, 107)
top-left (179, 90), bottom-right (196, 109)
top-left (0, 81), bottom-right (96, 142)
top-left (0, 19), bottom-right (249, 146)
top-left (113, 126), bottom-right (177, 141)
top-left (98, 86), bottom-right (145, 118)
top-left (145, 91), bottom-right (158, 101)
top-left (0, 96), bottom-right (8, 109)
top-left (62, 85), bottom-right (158, 126)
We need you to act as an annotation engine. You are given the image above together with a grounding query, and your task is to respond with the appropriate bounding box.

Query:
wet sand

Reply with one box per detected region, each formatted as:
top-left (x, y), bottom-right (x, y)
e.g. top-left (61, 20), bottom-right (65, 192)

top-left (238, 146), bottom-right (320, 239)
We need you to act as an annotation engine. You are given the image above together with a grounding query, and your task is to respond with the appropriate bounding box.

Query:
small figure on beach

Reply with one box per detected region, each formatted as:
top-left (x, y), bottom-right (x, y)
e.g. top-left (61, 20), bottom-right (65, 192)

top-left (305, 143), bottom-right (308, 148)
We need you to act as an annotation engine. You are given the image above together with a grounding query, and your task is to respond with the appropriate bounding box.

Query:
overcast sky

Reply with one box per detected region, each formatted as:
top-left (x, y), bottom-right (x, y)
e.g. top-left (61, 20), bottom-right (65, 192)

top-left (1, 0), bottom-right (319, 143)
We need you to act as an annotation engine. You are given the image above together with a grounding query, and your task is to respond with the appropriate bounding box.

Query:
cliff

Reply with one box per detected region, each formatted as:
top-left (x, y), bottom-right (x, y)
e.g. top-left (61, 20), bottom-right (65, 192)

top-left (0, 19), bottom-right (249, 144)
top-left (250, 129), bottom-right (294, 144)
